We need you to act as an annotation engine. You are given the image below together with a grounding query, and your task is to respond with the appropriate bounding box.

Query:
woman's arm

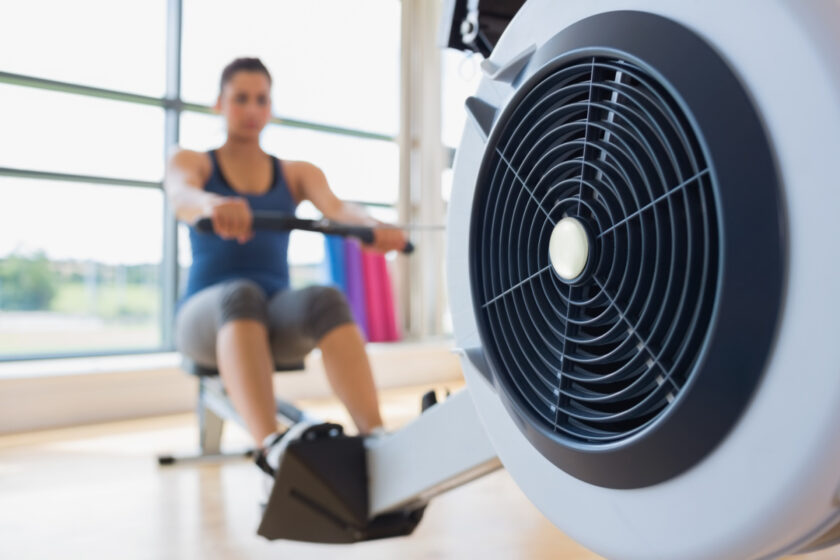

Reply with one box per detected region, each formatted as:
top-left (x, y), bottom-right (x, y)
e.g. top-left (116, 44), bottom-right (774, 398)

top-left (287, 161), bottom-right (407, 253)
top-left (165, 148), bottom-right (253, 243)
top-left (164, 149), bottom-right (215, 223)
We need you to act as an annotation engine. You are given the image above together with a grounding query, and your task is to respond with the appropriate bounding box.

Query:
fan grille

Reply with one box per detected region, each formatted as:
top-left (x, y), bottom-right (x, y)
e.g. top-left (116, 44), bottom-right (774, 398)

top-left (472, 56), bottom-right (719, 444)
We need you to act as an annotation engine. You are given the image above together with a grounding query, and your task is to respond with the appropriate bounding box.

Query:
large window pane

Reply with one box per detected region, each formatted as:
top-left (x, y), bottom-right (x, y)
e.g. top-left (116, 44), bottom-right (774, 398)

top-left (0, 1), bottom-right (166, 97)
top-left (0, 177), bottom-right (163, 358)
top-left (181, 0), bottom-right (400, 136)
top-left (442, 49), bottom-right (483, 149)
top-left (180, 112), bottom-right (399, 204)
top-left (0, 84), bottom-right (165, 181)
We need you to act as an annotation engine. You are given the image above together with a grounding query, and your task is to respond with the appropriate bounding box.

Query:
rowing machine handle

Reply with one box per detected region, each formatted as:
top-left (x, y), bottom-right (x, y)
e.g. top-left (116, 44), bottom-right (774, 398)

top-left (194, 215), bottom-right (415, 254)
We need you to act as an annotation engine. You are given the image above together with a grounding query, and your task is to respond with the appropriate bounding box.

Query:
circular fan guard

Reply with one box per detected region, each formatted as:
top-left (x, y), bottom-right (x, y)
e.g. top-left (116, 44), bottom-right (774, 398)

top-left (471, 55), bottom-right (719, 446)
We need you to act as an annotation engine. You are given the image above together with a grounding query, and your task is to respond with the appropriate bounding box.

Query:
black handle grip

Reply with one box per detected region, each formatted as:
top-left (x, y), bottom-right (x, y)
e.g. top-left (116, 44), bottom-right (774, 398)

top-left (195, 217), bottom-right (214, 234)
top-left (194, 213), bottom-right (415, 254)
top-left (320, 224), bottom-right (376, 245)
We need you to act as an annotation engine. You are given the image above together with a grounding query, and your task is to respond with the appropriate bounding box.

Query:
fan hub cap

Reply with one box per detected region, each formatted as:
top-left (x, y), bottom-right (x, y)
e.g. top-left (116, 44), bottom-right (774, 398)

top-left (549, 216), bottom-right (591, 282)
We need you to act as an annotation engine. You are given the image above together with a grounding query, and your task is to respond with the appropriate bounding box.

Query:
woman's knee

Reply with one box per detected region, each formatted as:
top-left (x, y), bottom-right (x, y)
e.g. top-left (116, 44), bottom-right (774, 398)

top-left (304, 286), bottom-right (355, 340)
top-left (174, 316), bottom-right (217, 367)
top-left (217, 279), bottom-right (269, 327)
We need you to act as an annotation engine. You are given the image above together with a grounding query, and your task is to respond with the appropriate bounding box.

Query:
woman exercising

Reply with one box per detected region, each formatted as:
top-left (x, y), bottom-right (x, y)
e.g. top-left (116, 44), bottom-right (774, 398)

top-left (165, 57), bottom-right (407, 477)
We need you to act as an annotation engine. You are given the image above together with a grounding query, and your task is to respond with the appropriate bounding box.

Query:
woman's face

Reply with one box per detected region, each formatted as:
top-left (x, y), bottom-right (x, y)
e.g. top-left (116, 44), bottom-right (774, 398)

top-left (216, 71), bottom-right (272, 139)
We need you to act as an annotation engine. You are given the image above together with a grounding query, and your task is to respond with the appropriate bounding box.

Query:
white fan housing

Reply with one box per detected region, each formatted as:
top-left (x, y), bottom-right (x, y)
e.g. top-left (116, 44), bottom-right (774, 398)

top-left (446, 1), bottom-right (840, 559)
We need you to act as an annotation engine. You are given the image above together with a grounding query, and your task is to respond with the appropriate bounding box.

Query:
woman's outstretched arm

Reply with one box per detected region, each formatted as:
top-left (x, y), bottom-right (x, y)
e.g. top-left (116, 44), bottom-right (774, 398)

top-left (285, 160), bottom-right (407, 253)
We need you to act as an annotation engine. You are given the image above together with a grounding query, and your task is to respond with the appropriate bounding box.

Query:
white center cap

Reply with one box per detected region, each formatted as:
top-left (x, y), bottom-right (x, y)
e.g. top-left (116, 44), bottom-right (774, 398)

top-left (549, 217), bottom-right (590, 281)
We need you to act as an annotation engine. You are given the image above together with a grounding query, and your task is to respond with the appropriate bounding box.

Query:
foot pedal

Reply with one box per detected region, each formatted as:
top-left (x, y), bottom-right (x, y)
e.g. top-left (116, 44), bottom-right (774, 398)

top-left (258, 422), bottom-right (425, 543)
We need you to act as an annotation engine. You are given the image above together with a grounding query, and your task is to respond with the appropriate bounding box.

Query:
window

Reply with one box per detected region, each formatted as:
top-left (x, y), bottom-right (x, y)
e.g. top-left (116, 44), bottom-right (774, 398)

top-left (0, 0), bottom-right (167, 96)
top-left (0, 1), bottom-right (167, 360)
top-left (0, 178), bottom-right (163, 359)
top-left (0, 84), bottom-right (165, 181)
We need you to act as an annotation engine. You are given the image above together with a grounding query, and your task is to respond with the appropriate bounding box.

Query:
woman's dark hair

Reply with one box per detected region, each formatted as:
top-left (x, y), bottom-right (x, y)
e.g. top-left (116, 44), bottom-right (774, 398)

top-left (219, 57), bottom-right (272, 93)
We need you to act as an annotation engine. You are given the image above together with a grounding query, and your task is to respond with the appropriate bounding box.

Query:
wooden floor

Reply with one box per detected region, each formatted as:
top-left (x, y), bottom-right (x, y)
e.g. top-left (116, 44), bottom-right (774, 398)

top-left (0, 383), bottom-right (837, 560)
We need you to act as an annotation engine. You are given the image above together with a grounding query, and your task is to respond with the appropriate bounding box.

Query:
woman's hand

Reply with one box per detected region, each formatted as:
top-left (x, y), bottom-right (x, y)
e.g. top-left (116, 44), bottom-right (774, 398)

top-left (369, 222), bottom-right (409, 253)
top-left (204, 197), bottom-right (253, 244)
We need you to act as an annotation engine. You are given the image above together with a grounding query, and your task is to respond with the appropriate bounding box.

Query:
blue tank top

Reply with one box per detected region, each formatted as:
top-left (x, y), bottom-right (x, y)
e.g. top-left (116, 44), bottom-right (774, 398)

top-left (180, 150), bottom-right (297, 306)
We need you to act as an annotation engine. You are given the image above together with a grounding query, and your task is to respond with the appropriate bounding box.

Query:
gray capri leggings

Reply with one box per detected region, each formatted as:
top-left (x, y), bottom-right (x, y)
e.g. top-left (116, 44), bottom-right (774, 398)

top-left (174, 279), bottom-right (355, 368)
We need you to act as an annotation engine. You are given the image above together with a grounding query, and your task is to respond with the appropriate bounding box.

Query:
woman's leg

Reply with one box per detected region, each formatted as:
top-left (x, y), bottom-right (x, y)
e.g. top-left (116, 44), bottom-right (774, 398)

top-left (175, 279), bottom-right (279, 446)
top-left (216, 318), bottom-right (278, 444)
top-left (268, 286), bottom-right (384, 436)
top-left (318, 322), bottom-right (384, 435)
